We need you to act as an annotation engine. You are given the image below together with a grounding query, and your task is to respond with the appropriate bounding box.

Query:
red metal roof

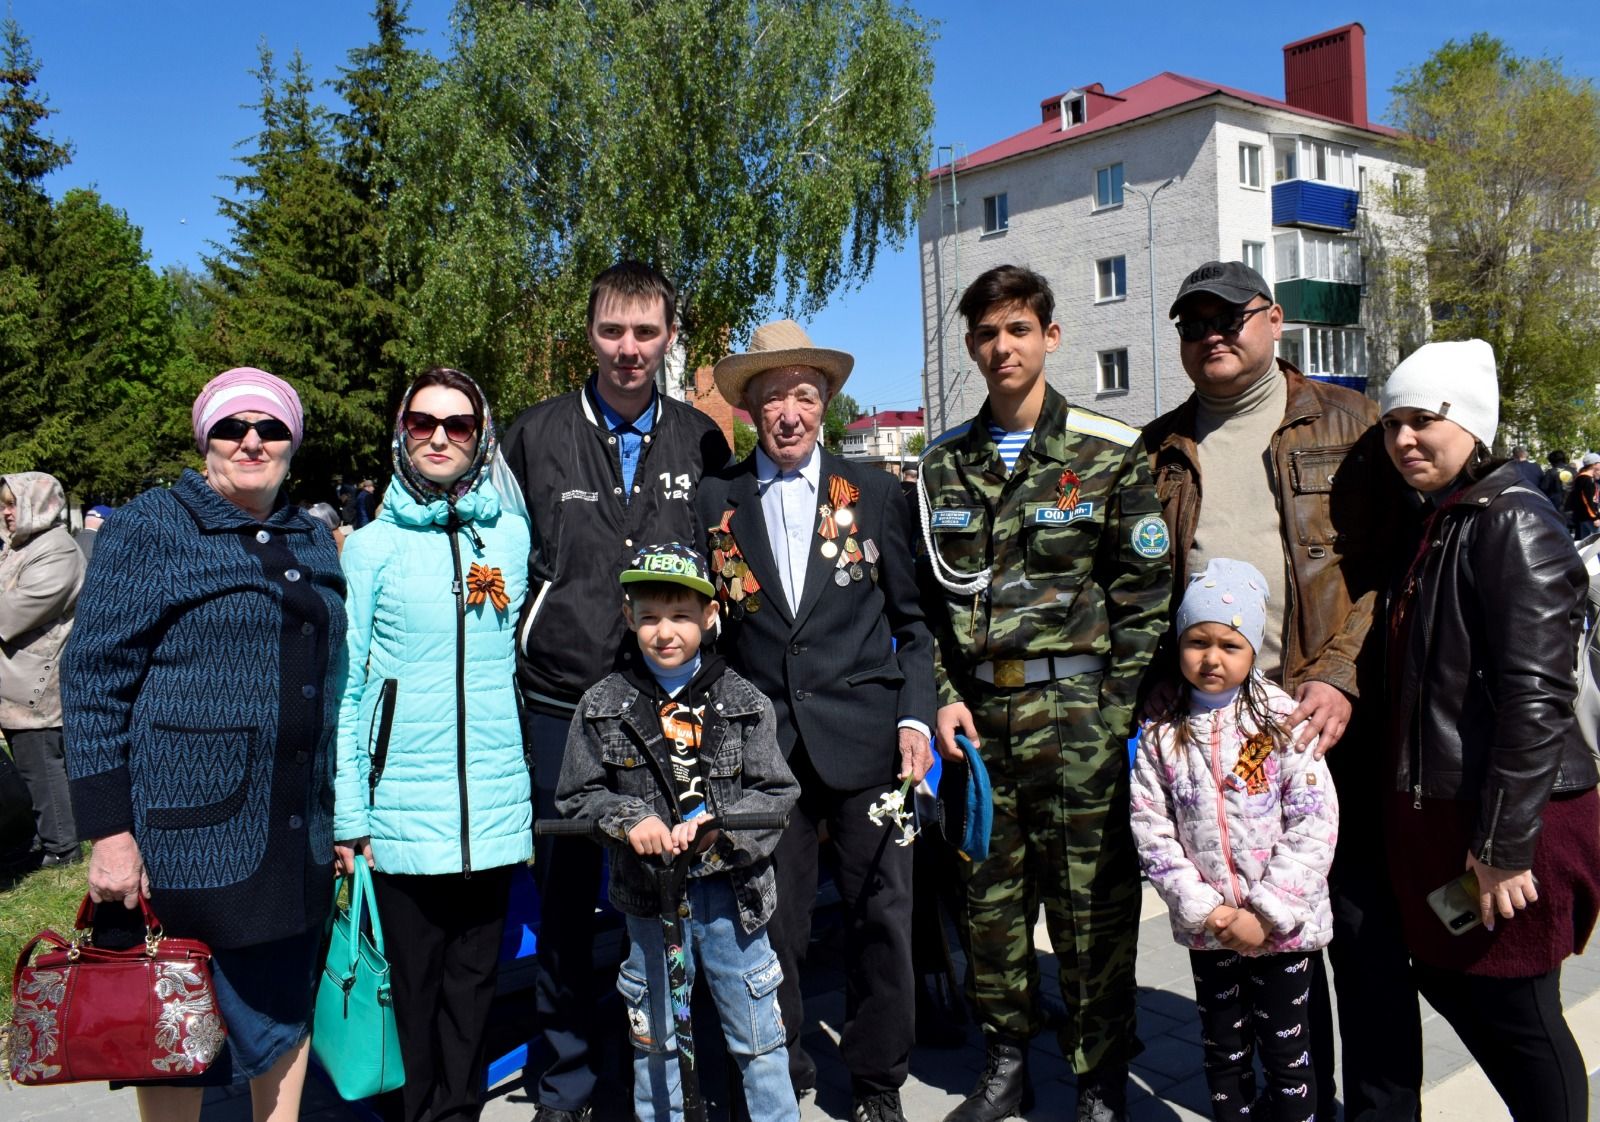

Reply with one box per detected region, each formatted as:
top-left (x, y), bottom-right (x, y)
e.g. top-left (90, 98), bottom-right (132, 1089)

top-left (932, 69), bottom-right (1401, 179)
top-left (846, 410), bottom-right (925, 432)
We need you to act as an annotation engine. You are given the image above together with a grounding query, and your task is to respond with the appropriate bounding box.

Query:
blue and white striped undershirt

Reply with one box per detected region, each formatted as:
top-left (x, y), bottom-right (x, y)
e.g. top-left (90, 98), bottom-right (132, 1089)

top-left (988, 425), bottom-right (1033, 472)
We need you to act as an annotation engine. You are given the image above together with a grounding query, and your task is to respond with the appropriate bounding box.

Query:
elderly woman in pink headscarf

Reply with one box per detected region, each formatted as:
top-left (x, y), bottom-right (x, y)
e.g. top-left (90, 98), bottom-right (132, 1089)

top-left (61, 368), bottom-right (346, 1122)
top-left (1, 471), bottom-right (86, 868)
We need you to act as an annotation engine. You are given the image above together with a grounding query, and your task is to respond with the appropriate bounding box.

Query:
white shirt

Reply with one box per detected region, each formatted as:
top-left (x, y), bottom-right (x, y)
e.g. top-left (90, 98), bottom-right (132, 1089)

top-left (753, 444), bottom-right (931, 748)
top-left (755, 444), bottom-right (820, 615)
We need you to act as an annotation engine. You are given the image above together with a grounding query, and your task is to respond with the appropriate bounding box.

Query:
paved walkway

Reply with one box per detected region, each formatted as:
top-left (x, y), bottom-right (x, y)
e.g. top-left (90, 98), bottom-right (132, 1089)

top-left (8, 885), bottom-right (1598, 1121)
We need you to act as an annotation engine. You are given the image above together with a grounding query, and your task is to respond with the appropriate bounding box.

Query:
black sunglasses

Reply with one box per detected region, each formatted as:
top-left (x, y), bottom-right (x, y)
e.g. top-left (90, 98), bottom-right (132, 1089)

top-left (402, 410), bottom-right (478, 445)
top-left (208, 417), bottom-right (293, 443)
top-left (1175, 303), bottom-right (1272, 343)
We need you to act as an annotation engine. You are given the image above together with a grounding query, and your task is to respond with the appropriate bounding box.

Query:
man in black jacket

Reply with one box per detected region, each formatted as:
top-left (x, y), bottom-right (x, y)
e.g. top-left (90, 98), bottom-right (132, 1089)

top-left (502, 260), bottom-right (730, 1122)
top-left (696, 321), bottom-right (935, 1122)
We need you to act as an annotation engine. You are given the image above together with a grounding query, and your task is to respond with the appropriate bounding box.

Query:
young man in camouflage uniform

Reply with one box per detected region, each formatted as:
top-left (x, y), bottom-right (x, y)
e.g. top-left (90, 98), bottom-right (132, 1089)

top-left (920, 265), bottom-right (1171, 1122)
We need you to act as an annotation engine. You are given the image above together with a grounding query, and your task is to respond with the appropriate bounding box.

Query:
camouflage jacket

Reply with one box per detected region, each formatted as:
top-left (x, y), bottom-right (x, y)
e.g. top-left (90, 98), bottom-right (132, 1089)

top-left (918, 386), bottom-right (1172, 737)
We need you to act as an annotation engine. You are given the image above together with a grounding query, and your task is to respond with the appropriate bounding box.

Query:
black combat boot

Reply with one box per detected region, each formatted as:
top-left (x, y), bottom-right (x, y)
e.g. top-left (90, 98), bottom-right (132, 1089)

top-left (942, 1036), bottom-right (1034, 1122)
top-left (1074, 1061), bottom-right (1129, 1122)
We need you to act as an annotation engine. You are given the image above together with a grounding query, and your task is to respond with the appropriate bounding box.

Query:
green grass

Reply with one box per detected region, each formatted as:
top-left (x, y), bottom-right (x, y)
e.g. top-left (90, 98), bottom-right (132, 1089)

top-left (0, 850), bottom-right (92, 1025)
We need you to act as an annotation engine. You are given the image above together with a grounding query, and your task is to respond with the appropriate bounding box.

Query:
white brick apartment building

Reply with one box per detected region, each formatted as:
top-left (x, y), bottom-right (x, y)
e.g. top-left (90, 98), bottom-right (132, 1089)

top-left (919, 24), bottom-right (1421, 434)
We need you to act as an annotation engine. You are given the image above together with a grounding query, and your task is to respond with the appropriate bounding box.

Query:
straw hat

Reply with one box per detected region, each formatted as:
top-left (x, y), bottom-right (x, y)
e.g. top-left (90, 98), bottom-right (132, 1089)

top-left (712, 319), bottom-right (854, 407)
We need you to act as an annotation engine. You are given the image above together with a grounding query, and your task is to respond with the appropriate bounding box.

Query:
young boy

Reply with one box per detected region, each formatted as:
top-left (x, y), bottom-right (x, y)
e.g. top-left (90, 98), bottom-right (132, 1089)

top-left (917, 265), bottom-right (1171, 1122)
top-left (556, 542), bottom-right (800, 1122)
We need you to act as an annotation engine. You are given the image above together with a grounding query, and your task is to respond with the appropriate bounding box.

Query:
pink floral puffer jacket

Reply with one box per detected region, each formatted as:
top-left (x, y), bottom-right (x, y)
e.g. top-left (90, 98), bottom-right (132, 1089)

top-left (1130, 679), bottom-right (1338, 954)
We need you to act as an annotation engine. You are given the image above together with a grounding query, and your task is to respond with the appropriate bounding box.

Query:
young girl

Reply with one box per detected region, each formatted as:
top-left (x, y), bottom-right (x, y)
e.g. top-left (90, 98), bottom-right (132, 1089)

top-left (1130, 558), bottom-right (1338, 1122)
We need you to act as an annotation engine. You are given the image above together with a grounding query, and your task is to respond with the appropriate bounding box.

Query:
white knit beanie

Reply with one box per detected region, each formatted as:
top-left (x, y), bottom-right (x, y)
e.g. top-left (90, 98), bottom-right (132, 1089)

top-left (1379, 339), bottom-right (1499, 448)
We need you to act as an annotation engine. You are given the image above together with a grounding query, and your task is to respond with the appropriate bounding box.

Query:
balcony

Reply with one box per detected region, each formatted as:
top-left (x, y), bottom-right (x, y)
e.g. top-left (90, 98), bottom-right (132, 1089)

top-left (1272, 180), bottom-right (1358, 231)
top-left (1275, 279), bottom-right (1361, 325)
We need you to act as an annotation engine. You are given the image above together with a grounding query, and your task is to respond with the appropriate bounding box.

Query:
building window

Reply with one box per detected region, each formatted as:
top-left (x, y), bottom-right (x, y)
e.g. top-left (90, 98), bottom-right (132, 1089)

top-left (1095, 256), bottom-right (1127, 302)
top-left (1063, 95), bottom-right (1086, 128)
top-left (1274, 136), bottom-right (1358, 187)
top-left (1279, 326), bottom-right (1366, 377)
top-left (1239, 143), bottom-right (1262, 188)
top-left (983, 192), bottom-right (1008, 233)
top-left (1095, 162), bottom-right (1124, 209)
top-left (1097, 349), bottom-right (1130, 394)
top-left (1274, 230), bottom-right (1362, 283)
top-left (1242, 241), bottom-right (1266, 277)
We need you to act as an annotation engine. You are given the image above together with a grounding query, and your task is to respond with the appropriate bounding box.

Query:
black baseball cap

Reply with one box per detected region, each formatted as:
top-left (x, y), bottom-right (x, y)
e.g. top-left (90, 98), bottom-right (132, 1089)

top-left (1168, 261), bottom-right (1273, 318)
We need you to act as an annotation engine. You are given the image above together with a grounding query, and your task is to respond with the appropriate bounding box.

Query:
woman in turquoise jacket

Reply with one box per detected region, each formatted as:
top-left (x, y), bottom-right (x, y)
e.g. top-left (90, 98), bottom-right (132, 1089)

top-left (334, 367), bottom-right (532, 1122)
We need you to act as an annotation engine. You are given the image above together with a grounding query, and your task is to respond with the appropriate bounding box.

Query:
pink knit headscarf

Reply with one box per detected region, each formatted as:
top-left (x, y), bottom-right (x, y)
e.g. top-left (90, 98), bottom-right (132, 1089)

top-left (191, 367), bottom-right (305, 453)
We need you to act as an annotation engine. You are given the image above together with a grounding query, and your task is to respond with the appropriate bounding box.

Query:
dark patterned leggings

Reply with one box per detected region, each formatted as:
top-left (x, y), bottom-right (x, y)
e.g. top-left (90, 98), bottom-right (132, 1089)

top-left (1190, 949), bottom-right (1318, 1122)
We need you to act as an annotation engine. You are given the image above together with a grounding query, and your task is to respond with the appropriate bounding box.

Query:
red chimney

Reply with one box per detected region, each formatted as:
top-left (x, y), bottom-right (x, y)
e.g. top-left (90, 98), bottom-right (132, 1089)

top-left (1282, 23), bottom-right (1368, 128)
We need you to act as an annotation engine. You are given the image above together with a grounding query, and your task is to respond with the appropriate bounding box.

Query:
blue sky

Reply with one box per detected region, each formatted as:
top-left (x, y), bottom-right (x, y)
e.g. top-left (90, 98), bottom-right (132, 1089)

top-left (17, 1), bottom-right (1599, 417)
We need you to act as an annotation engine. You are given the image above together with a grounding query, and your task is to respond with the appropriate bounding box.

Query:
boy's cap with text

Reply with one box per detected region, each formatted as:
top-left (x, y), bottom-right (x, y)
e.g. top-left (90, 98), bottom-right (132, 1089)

top-left (619, 541), bottom-right (717, 600)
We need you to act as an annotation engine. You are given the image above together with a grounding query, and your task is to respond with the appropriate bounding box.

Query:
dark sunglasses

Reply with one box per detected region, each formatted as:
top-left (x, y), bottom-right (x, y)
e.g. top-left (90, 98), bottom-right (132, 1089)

top-left (208, 417), bottom-right (293, 443)
top-left (401, 410), bottom-right (478, 444)
top-left (1174, 303), bottom-right (1272, 343)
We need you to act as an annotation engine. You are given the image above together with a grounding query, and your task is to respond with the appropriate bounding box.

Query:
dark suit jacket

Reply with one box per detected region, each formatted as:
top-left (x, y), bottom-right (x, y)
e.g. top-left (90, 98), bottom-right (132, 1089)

top-left (696, 449), bottom-right (936, 791)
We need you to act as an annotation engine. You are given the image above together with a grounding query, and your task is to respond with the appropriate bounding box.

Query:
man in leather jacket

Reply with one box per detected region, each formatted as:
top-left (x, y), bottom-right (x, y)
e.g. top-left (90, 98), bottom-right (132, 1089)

top-left (1143, 261), bottom-right (1416, 1122)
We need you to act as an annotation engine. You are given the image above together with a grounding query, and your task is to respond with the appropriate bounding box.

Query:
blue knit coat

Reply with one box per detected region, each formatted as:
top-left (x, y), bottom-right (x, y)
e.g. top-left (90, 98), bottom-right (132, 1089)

top-left (62, 470), bottom-right (346, 949)
top-left (333, 478), bottom-right (532, 875)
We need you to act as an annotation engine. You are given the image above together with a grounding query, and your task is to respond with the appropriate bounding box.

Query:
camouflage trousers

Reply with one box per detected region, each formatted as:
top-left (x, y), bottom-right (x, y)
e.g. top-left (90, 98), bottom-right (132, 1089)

top-left (961, 673), bottom-right (1141, 1073)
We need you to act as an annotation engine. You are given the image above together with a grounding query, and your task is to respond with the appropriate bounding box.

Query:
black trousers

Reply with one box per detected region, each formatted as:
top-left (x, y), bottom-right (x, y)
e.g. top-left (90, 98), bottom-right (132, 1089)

top-left (1191, 950), bottom-right (1319, 1122)
top-left (4, 726), bottom-right (78, 857)
top-left (1325, 789), bottom-right (1423, 1122)
top-left (372, 866), bottom-right (514, 1122)
top-left (524, 708), bottom-right (608, 1112)
top-left (1414, 963), bottom-right (1588, 1122)
top-left (769, 744), bottom-right (914, 1096)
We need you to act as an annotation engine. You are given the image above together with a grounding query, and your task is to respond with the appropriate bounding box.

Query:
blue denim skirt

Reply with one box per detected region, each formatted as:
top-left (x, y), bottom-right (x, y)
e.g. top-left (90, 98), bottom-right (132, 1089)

top-left (113, 925), bottom-right (324, 1088)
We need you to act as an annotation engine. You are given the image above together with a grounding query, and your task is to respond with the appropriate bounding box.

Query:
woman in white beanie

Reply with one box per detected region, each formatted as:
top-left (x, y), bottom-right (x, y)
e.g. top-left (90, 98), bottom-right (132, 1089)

top-left (1380, 339), bottom-right (1599, 1120)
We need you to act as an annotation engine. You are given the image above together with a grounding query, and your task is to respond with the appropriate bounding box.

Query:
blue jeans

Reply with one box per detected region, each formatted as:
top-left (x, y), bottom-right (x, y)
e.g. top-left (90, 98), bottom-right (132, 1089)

top-left (619, 876), bottom-right (797, 1122)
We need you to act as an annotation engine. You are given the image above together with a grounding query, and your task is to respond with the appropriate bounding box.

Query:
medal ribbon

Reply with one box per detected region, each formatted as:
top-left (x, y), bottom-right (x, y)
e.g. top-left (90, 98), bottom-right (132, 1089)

top-left (1056, 469), bottom-right (1082, 512)
top-left (465, 563), bottom-right (509, 612)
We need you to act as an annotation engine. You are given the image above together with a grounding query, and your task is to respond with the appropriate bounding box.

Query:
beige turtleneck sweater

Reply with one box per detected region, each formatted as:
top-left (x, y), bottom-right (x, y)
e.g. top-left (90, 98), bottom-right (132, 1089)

top-left (1187, 369), bottom-right (1291, 681)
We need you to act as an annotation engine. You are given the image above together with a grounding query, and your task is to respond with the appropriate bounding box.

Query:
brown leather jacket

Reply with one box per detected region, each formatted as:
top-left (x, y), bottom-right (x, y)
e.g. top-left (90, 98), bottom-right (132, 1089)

top-left (1142, 360), bottom-right (1400, 698)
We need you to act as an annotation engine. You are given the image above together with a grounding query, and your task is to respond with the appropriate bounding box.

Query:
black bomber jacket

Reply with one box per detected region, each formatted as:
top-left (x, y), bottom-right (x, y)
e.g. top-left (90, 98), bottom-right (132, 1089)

top-left (501, 380), bottom-right (731, 709)
top-left (1390, 461), bottom-right (1597, 869)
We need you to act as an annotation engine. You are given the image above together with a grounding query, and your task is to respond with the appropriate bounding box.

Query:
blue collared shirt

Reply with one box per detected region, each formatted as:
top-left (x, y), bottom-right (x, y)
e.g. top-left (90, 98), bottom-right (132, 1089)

top-left (593, 378), bottom-right (657, 501)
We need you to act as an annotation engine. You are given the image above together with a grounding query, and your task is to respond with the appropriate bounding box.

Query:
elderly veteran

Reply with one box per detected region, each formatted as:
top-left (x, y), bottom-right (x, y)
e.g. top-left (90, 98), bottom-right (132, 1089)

top-left (62, 367), bottom-right (346, 1122)
top-left (696, 321), bottom-right (936, 1122)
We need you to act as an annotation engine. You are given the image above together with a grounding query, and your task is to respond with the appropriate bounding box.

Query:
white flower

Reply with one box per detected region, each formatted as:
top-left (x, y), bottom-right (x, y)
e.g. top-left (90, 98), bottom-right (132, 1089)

top-left (868, 777), bottom-right (918, 846)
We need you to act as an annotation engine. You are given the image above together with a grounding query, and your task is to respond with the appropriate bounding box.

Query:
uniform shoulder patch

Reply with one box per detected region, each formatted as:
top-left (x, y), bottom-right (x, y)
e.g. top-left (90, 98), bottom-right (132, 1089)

top-left (1130, 514), bottom-right (1171, 559)
top-left (1065, 409), bottom-right (1140, 448)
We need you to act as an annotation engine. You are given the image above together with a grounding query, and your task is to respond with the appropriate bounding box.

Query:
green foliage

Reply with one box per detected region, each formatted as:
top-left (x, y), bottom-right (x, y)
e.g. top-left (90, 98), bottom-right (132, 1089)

top-left (1386, 34), bottom-right (1600, 451)
top-left (0, 18), bottom-right (70, 255)
top-left (206, 41), bottom-right (408, 495)
top-left (824, 390), bottom-right (862, 450)
top-left (905, 431), bottom-right (926, 456)
top-left (0, 836), bottom-right (92, 1026)
top-left (383, 0), bottom-right (935, 414)
top-left (733, 419), bottom-right (758, 460)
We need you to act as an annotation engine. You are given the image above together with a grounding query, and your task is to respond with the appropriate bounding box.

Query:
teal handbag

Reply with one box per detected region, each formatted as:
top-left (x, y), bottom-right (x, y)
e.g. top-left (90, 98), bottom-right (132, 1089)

top-left (312, 861), bottom-right (405, 1099)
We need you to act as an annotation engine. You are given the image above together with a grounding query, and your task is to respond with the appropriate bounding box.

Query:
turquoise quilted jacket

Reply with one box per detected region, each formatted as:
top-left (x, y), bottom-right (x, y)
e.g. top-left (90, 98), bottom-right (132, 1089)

top-left (333, 478), bottom-right (533, 875)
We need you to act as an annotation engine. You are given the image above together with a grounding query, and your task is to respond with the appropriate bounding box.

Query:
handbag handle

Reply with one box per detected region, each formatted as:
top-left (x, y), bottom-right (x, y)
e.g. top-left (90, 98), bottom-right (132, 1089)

top-left (333, 860), bottom-right (387, 977)
top-left (71, 892), bottom-right (164, 952)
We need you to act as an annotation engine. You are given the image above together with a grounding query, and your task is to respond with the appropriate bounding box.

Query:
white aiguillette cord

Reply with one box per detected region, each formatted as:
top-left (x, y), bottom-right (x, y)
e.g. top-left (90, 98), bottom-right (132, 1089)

top-left (917, 471), bottom-right (991, 597)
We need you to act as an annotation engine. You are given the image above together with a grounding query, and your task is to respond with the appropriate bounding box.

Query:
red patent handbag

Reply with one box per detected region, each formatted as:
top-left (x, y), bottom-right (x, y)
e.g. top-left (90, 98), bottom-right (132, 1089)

top-left (4, 894), bottom-right (226, 1085)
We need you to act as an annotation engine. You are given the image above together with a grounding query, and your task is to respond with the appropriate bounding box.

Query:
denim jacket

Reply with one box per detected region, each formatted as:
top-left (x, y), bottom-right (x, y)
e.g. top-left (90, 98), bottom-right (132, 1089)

top-left (556, 656), bottom-right (799, 933)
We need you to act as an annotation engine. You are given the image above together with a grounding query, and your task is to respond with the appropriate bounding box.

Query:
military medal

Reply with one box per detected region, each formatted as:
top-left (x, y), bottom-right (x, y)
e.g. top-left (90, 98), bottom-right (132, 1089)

top-left (745, 592), bottom-right (762, 614)
top-left (820, 540), bottom-right (839, 559)
top-left (834, 507), bottom-right (854, 529)
top-left (862, 538), bottom-right (879, 564)
top-left (834, 569), bottom-right (850, 587)
top-left (1056, 469), bottom-right (1082, 512)
top-left (844, 535), bottom-right (858, 553)
top-left (850, 563), bottom-right (864, 582)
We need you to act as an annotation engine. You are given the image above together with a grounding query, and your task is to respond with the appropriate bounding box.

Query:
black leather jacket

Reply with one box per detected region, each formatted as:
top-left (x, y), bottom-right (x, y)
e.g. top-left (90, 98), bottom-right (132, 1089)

top-left (1389, 462), bottom-right (1597, 869)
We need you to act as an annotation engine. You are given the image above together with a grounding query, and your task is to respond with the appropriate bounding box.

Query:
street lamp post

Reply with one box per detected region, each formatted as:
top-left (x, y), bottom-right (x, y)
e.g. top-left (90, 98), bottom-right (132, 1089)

top-left (1126, 176), bottom-right (1177, 419)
